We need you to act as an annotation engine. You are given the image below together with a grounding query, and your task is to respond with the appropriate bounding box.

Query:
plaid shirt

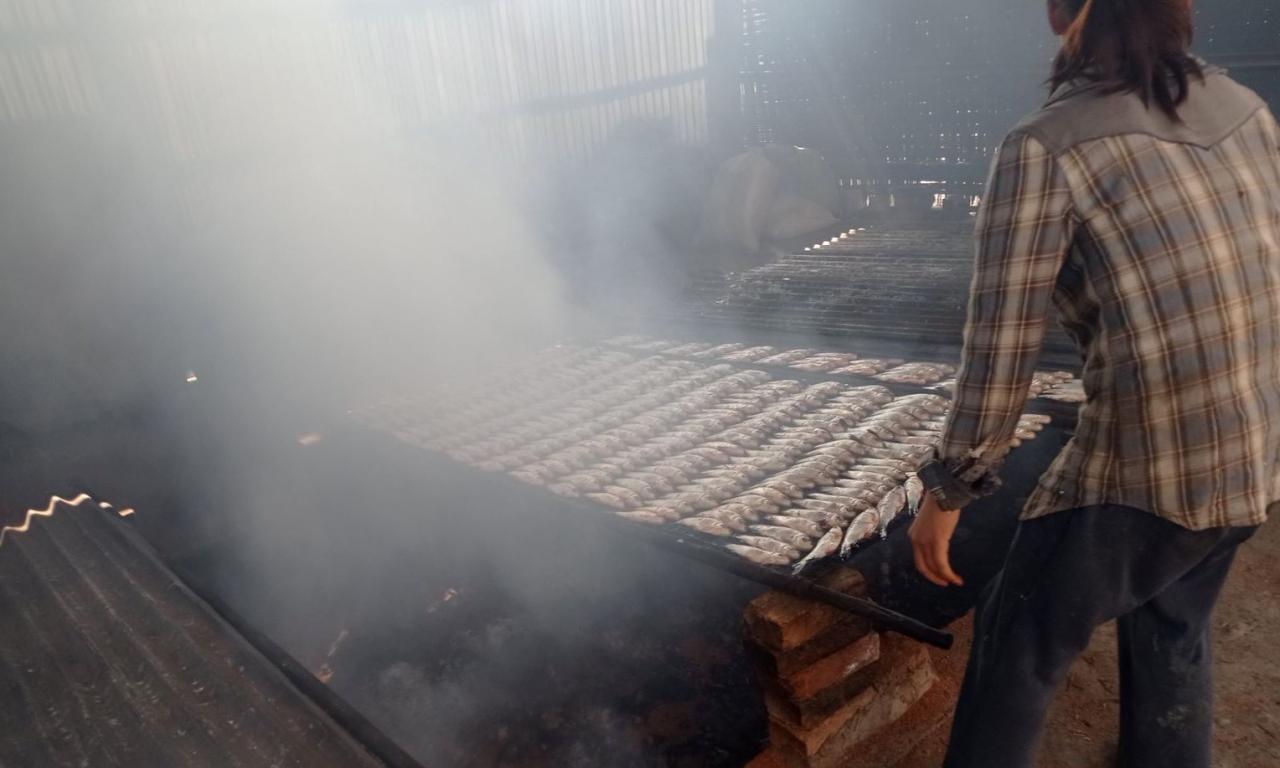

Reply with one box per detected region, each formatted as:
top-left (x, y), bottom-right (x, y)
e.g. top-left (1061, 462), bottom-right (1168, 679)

top-left (920, 69), bottom-right (1280, 530)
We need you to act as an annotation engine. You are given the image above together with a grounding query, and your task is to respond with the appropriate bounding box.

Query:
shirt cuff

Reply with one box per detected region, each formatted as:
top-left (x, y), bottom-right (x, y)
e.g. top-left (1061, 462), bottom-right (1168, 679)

top-left (917, 451), bottom-right (1004, 511)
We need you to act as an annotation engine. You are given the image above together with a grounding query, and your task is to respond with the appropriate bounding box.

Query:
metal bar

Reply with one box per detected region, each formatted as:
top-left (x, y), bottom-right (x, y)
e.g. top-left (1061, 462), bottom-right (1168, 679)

top-left (343, 425), bottom-right (956, 651)
top-left (615, 516), bottom-right (955, 649)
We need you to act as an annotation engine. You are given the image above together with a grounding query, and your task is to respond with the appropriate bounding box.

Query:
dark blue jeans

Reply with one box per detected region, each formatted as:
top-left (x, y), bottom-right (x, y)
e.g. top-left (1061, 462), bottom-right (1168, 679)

top-left (944, 504), bottom-right (1258, 768)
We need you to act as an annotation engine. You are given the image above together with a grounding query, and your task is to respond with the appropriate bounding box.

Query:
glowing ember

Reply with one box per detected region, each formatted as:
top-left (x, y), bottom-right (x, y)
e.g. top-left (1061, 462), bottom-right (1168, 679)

top-left (185, 371), bottom-right (199, 383)
top-left (99, 501), bottom-right (113, 509)
top-left (118, 508), bottom-right (136, 517)
top-left (297, 432), bottom-right (323, 446)
top-left (314, 628), bottom-right (350, 685)
top-left (426, 586), bottom-right (461, 614)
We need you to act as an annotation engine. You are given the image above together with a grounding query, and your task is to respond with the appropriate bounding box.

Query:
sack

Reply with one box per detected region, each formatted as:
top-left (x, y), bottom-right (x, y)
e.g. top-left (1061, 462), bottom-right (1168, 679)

top-left (767, 193), bottom-right (839, 241)
top-left (698, 149), bottom-right (781, 254)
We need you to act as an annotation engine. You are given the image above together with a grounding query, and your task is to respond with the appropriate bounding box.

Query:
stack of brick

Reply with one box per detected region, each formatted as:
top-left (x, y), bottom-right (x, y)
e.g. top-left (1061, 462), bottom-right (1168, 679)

top-left (743, 568), bottom-right (940, 768)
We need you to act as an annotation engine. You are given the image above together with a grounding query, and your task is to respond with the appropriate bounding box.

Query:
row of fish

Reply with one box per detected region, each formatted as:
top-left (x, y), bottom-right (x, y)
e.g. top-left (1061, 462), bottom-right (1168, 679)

top-left (594, 385), bottom-right (902, 521)
top-left (711, 399), bottom-right (1051, 569)
top-left (605, 336), bottom-right (964, 387)
top-left (534, 383), bottom-right (876, 502)
top-left (351, 344), bottom-right (1052, 573)
top-left (1038, 378), bottom-right (1086, 403)
top-left (510, 376), bottom-right (826, 489)
top-left (875, 362), bottom-right (958, 386)
top-left (365, 354), bottom-right (739, 463)
top-left (931, 370), bottom-right (1077, 404)
top-left (686, 393), bottom-right (953, 567)
top-left (358, 346), bottom-right (645, 443)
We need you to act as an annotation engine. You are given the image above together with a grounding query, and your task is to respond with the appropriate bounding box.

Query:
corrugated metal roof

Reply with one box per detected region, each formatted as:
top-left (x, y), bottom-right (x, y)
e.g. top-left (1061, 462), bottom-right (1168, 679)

top-left (0, 495), bottom-right (387, 768)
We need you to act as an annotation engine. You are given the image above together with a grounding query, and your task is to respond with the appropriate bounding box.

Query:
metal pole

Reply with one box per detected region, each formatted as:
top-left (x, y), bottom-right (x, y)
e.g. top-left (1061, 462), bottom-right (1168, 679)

top-left (618, 518), bottom-right (954, 649)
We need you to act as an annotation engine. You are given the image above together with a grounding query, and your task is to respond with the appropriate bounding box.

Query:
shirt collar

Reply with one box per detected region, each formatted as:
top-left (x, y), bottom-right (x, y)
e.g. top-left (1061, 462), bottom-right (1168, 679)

top-left (1045, 57), bottom-right (1220, 108)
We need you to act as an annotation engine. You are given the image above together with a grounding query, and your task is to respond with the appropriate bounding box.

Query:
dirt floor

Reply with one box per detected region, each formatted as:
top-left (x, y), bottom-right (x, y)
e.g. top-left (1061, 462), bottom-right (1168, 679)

top-left (897, 519), bottom-right (1280, 768)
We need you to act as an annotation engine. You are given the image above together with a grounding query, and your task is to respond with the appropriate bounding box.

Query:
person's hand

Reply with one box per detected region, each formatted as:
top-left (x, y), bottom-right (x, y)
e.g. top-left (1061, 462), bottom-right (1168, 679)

top-left (909, 491), bottom-right (965, 587)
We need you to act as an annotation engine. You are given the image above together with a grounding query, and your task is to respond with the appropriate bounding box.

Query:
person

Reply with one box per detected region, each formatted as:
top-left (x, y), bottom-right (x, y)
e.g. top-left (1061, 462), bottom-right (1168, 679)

top-left (907, 1), bottom-right (1279, 766)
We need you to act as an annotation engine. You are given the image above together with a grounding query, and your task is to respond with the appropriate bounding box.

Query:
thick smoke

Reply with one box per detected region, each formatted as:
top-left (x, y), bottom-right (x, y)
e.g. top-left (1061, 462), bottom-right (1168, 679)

top-left (2, 0), bottom-right (573, 624)
top-left (0, 1), bottom-right (1086, 765)
top-left (0, 3), bottom-right (738, 765)
top-left (4, 2), bottom-right (590, 433)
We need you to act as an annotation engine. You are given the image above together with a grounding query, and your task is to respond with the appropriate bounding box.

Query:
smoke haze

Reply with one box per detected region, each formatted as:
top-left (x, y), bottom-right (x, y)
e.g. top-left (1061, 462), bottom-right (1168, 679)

top-left (0, 4), bottom-right (739, 764)
top-left (1, 2), bottom-right (593, 430)
top-left (6, 1), bottom-right (1270, 765)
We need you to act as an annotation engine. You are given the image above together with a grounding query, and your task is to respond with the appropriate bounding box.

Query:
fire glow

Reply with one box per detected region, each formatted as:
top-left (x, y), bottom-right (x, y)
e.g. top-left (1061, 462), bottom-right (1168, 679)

top-left (426, 586), bottom-right (461, 615)
top-left (314, 628), bottom-right (351, 685)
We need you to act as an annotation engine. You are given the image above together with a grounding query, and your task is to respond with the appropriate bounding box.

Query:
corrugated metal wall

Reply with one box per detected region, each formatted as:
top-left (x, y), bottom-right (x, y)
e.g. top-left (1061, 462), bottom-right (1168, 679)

top-left (0, 0), bottom-right (717, 164)
top-left (0, 0), bottom-right (90, 123)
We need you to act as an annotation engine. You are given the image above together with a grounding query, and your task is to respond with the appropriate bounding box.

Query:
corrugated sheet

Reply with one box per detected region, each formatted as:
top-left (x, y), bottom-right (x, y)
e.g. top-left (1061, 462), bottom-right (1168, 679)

top-left (0, 0), bottom-right (716, 161)
top-left (0, 498), bottom-right (387, 768)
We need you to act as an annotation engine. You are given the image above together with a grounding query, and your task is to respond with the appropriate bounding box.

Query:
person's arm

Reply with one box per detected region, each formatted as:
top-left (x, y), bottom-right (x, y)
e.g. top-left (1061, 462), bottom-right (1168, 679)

top-left (911, 131), bottom-right (1076, 586)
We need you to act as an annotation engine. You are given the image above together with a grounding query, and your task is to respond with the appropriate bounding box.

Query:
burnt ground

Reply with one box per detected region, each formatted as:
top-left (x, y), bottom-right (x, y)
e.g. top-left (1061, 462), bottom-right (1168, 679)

top-left (897, 519), bottom-right (1280, 768)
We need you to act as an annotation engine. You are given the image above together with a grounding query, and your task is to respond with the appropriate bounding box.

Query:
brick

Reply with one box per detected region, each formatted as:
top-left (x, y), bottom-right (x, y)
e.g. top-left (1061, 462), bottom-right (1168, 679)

top-left (744, 568), bottom-right (869, 652)
top-left (764, 673), bottom-right (874, 733)
top-left (808, 651), bottom-right (939, 768)
top-left (747, 615), bottom-right (873, 678)
top-left (776, 631), bottom-right (881, 701)
top-left (769, 686), bottom-right (878, 758)
top-left (768, 635), bottom-right (937, 765)
top-left (834, 666), bottom-right (956, 768)
top-left (866, 633), bottom-right (933, 692)
top-left (760, 652), bottom-right (882, 729)
top-left (753, 639), bottom-right (882, 730)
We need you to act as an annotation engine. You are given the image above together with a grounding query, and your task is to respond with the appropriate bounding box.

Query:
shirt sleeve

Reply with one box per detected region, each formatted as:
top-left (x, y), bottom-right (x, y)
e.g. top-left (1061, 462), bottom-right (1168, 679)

top-left (918, 132), bottom-right (1076, 510)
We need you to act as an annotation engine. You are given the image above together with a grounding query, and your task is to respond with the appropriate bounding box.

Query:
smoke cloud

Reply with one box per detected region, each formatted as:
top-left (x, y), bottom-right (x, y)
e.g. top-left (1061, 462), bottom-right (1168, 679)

top-left (0, 3), bottom-right (737, 765)
top-left (0, 1), bottom-right (1105, 764)
top-left (6, 2), bottom-right (579, 423)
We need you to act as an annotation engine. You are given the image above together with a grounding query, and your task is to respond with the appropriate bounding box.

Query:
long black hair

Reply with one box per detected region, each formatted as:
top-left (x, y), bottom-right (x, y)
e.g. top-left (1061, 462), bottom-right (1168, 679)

top-left (1050, 0), bottom-right (1203, 119)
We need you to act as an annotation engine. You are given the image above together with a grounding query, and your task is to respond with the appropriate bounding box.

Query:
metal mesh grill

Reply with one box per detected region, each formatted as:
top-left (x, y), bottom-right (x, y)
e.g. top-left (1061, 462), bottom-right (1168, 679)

top-left (673, 226), bottom-right (1079, 361)
top-left (602, 335), bottom-right (1078, 398)
top-left (351, 344), bottom-right (1053, 576)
